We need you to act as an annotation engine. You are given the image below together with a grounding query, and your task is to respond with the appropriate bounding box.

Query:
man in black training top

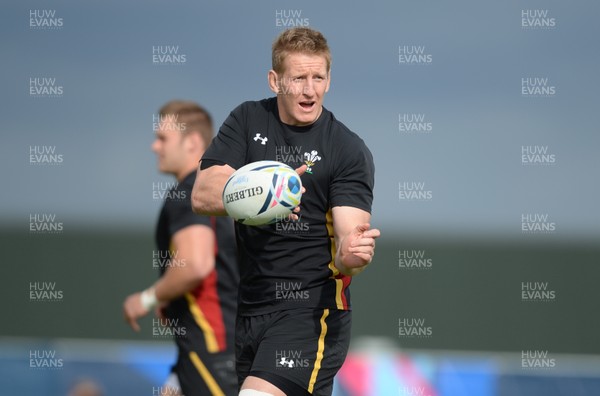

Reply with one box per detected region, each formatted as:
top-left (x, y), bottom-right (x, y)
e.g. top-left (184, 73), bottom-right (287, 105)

top-left (124, 101), bottom-right (239, 396)
top-left (192, 28), bottom-right (380, 396)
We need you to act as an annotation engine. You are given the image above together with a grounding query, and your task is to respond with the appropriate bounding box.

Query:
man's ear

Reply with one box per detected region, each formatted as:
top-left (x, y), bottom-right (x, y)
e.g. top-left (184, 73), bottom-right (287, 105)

top-left (268, 70), bottom-right (279, 94)
top-left (325, 71), bottom-right (331, 93)
top-left (183, 131), bottom-right (202, 153)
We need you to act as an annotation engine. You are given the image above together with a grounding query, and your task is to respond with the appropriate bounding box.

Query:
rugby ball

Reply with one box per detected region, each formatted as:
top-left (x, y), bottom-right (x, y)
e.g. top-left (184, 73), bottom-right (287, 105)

top-left (222, 160), bottom-right (302, 226)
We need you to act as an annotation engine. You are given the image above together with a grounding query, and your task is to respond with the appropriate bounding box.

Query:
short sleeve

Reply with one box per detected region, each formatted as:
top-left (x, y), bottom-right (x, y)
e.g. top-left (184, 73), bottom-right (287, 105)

top-left (201, 103), bottom-right (247, 170)
top-left (166, 198), bottom-right (211, 237)
top-left (329, 138), bottom-right (374, 213)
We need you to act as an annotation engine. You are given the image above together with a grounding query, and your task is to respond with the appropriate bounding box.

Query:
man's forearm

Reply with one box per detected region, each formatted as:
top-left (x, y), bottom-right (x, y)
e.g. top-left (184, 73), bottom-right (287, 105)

top-left (191, 164), bottom-right (232, 216)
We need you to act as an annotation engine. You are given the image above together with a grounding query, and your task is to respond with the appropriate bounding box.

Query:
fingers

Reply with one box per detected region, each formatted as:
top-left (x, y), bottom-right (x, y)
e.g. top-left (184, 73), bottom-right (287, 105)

top-left (348, 243), bottom-right (375, 255)
top-left (354, 224), bottom-right (381, 237)
top-left (350, 231), bottom-right (381, 248)
top-left (352, 225), bottom-right (381, 243)
top-left (291, 165), bottom-right (307, 216)
top-left (349, 251), bottom-right (374, 263)
top-left (295, 164), bottom-right (308, 176)
top-left (367, 228), bottom-right (381, 239)
top-left (356, 230), bottom-right (380, 240)
top-left (287, 207), bottom-right (301, 221)
top-left (348, 244), bottom-right (376, 264)
top-left (287, 202), bottom-right (303, 220)
top-left (127, 317), bottom-right (141, 332)
top-left (123, 306), bottom-right (141, 332)
top-left (123, 293), bottom-right (146, 332)
top-left (348, 226), bottom-right (381, 264)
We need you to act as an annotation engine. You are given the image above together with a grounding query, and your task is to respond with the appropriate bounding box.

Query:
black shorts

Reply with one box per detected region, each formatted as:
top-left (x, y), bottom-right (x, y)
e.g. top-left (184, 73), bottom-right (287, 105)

top-left (235, 308), bottom-right (351, 396)
top-left (173, 350), bottom-right (238, 396)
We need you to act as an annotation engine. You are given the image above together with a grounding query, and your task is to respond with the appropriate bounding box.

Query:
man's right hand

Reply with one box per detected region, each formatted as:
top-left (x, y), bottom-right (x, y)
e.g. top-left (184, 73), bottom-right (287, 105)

top-left (123, 292), bottom-right (149, 332)
top-left (289, 164), bottom-right (307, 220)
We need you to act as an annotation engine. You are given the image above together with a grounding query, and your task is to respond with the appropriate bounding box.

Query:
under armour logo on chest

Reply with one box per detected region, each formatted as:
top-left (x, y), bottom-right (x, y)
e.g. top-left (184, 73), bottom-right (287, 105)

top-left (253, 133), bottom-right (268, 145)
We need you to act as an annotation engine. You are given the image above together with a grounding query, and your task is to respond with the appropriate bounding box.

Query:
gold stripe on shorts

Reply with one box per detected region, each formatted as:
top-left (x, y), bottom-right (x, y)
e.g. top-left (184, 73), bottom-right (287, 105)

top-left (308, 309), bottom-right (330, 394)
top-left (188, 351), bottom-right (225, 396)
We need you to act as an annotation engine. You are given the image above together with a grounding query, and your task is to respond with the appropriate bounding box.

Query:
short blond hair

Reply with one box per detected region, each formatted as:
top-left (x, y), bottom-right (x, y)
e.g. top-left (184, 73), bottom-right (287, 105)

top-left (272, 27), bottom-right (331, 74)
top-left (158, 100), bottom-right (213, 147)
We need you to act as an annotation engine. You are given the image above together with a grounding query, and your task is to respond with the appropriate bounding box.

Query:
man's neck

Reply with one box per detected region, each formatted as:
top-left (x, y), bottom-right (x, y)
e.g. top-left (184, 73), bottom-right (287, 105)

top-left (174, 164), bottom-right (197, 182)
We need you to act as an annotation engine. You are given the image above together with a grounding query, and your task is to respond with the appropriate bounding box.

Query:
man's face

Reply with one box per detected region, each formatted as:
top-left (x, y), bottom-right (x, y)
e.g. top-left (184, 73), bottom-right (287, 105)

top-left (271, 52), bottom-right (330, 126)
top-left (151, 122), bottom-right (187, 175)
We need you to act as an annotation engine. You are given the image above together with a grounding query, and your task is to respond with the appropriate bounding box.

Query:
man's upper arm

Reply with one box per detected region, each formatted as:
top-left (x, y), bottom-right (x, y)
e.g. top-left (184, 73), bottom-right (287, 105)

top-left (329, 135), bottom-right (375, 253)
top-left (192, 103), bottom-right (248, 215)
top-left (329, 136), bottom-right (374, 212)
top-left (170, 224), bottom-right (216, 279)
top-left (201, 103), bottom-right (248, 170)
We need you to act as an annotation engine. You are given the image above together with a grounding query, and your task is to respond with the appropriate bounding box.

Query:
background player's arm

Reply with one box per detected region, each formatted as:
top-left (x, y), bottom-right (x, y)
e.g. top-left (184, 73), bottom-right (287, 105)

top-left (123, 224), bottom-right (215, 331)
top-left (191, 163), bottom-right (235, 216)
top-left (332, 206), bottom-right (381, 277)
top-left (153, 224), bottom-right (215, 300)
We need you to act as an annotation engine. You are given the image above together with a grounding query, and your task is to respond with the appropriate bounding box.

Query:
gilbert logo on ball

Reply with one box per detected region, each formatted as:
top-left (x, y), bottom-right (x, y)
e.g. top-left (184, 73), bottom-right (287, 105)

top-left (223, 160), bottom-right (302, 226)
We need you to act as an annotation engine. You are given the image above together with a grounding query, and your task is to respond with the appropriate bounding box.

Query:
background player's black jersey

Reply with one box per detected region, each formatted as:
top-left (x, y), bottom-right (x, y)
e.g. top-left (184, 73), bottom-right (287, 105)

top-left (202, 98), bottom-right (374, 315)
top-left (155, 171), bottom-right (239, 354)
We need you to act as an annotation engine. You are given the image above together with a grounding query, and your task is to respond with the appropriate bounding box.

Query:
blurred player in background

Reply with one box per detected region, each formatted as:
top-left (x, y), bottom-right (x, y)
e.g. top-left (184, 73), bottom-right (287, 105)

top-left (192, 28), bottom-right (380, 396)
top-left (124, 101), bottom-right (239, 396)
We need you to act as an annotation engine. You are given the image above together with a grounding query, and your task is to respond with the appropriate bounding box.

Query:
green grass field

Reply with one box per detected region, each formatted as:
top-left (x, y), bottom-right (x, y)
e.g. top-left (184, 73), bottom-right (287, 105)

top-left (3, 228), bottom-right (598, 354)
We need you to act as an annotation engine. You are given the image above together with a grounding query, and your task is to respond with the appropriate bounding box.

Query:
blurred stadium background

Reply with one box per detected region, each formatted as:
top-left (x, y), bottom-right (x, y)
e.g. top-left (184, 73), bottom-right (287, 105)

top-left (2, 1), bottom-right (599, 395)
top-left (2, 232), bottom-right (599, 395)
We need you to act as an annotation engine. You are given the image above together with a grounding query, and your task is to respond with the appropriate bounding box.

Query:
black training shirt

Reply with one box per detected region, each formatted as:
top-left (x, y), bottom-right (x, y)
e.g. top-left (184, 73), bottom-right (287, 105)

top-left (202, 98), bottom-right (374, 315)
